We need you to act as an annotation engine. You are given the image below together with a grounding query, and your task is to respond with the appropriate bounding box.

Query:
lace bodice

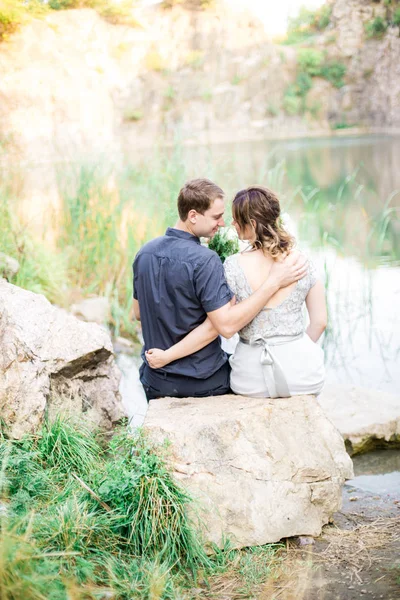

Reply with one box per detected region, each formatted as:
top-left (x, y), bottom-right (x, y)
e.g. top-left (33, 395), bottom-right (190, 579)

top-left (224, 253), bottom-right (317, 340)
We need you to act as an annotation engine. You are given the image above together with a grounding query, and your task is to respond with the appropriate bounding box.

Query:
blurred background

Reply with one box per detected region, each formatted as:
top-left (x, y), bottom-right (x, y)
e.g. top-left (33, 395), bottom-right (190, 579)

top-left (1, 0), bottom-right (399, 394)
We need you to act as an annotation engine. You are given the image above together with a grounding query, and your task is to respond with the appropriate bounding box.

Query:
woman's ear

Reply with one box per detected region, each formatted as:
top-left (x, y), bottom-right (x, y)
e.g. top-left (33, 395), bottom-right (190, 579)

top-left (250, 218), bottom-right (256, 230)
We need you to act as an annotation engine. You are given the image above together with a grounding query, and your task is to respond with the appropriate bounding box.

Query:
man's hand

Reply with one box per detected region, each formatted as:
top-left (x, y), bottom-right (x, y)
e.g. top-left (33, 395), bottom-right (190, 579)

top-left (145, 348), bottom-right (169, 369)
top-left (269, 251), bottom-right (308, 288)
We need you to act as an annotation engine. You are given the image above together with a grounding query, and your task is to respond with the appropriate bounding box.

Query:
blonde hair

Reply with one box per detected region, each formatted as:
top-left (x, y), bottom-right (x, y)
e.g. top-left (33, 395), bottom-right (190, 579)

top-left (232, 185), bottom-right (295, 258)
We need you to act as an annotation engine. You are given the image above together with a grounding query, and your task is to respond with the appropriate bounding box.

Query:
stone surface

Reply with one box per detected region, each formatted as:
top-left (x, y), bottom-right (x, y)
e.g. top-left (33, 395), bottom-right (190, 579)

top-left (318, 384), bottom-right (400, 455)
top-left (0, 253), bottom-right (20, 279)
top-left (70, 296), bottom-right (111, 324)
top-left (0, 280), bottom-right (125, 438)
top-left (144, 394), bottom-right (353, 548)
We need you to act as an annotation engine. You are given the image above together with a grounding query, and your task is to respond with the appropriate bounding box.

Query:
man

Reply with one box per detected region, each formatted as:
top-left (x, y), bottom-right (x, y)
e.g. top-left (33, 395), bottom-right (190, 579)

top-left (133, 178), bottom-right (307, 401)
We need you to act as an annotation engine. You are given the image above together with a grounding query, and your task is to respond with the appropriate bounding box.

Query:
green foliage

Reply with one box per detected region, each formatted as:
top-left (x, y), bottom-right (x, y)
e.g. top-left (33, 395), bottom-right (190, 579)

top-left (315, 4), bottom-right (331, 30)
top-left (331, 121), bottom-right (357, 130)
top-left (231, 74), bottom-right (243, 85)
top-left (123, 109), bottom-right (143, 122)
top-left (393, 7), bottom-right (400, 26)
top-left (0, 180), bottom-right (69, 304)
top-left (288, 6), bottom-right (316, 31)
top-left (163, 0), bottom-right (215, 8)
top-left (283, 3), bottom-right (331, 45)
top-left (297, 48), bottom-right (324, 76)
top-left (281, 29), bottom-right (315, 45)
top-left (267, 103), bottom-right (279, 117)
top-left (295, 48), bottom-right (347, 90)
top-left (0, 0), bottom-right (139, 40)
top-left (282, 72), bottom-right (312, 116)
top-left (365, 16), bottom-right (388, 38)
top-left (208, 228), bottom-right (239, 263)
top-left (283, 87), bottom-right (302, 115)
top-left (0, 418), bottom-right (216, 597)
top-left (295, 71), bottom-right (313, 96)
top-left (0, 418), bottom-right (285, 598)
top-left (37, 416), bottom-right (101, 475)
top-left (0, 0), bottom-right (47, 40)
top-left (320, 60), bottom-right (347, 88)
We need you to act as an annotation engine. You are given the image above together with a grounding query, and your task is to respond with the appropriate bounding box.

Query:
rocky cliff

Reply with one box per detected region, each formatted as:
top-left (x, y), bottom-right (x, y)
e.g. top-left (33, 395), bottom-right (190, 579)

top-left (0, 0), bottom-right (399, 165)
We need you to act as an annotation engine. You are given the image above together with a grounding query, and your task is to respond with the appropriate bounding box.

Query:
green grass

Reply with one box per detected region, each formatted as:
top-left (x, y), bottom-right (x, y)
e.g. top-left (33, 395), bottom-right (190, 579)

top-left (0, 152), bottom-right (183, 340)
top-left (0, 417), bottom-right (283, 599)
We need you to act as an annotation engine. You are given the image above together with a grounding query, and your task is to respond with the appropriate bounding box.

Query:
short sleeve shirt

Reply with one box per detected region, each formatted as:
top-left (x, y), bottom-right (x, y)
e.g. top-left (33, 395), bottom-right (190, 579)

top-left (133, 228), bottom-right (234, 378)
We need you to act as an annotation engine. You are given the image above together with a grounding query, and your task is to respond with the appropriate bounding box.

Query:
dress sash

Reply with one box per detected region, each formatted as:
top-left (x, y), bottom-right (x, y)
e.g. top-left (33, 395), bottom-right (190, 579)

top-left (239, 333), bottom-right (303, 398)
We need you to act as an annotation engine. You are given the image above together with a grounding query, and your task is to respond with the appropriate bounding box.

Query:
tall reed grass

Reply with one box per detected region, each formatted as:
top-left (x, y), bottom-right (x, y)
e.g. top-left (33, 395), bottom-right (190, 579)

top-left (1, 153), bottom-right (399, 349)
top-left (0, 417), bottom-right (282, 599)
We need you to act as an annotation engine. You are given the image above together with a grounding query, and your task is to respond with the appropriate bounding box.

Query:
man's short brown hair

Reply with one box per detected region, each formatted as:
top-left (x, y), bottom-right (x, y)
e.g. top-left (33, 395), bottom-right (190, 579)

top-left (177, 178), bottom-right (224, 221)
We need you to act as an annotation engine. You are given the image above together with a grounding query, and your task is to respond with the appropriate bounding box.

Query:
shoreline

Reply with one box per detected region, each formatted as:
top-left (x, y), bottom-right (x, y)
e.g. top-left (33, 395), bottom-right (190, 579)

top-left (2, 128), bottom-right (400, 168)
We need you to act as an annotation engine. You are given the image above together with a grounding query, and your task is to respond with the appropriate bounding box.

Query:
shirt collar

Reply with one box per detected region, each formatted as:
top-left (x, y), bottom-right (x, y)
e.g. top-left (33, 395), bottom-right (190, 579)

top-left (165, 227), bottom-right (201, 245)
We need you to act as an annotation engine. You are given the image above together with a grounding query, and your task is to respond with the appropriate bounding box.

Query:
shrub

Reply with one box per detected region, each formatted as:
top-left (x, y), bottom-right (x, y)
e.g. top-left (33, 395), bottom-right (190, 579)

top-left (267, 103), bottom-right (279, 117)
top-left (283, 4), bottom-right (331, 45)
top-left (365, 16), bottom-right (388, 38)
top-left (320, 61), bottom-right (347, 88)
top-left (315, 4), bottom-right (332, 30)
top-left (394, 7), bottom-right (400, 27)
top-left (0, 0), bottom-right (47, 40)
top-left (283, 88), bottom-right (302, 115)
top-left (295, 71), bottom-right (313, 96)
top-left (124, 109), bottom-right (143, 122)
top-left (331, 121), bottom-right (357, 130)
top-left (297, 48), bottom-right (324, 76)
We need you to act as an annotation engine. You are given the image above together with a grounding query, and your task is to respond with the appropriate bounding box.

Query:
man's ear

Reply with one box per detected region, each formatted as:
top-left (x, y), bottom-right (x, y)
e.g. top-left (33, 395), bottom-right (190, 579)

top-left (188, 209), bottom-right (197, 224)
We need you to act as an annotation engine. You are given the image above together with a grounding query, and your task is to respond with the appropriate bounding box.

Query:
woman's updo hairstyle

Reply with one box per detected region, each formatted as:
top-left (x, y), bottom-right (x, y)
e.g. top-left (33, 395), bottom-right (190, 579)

top-left (232, 185), bottom-right (295, 258)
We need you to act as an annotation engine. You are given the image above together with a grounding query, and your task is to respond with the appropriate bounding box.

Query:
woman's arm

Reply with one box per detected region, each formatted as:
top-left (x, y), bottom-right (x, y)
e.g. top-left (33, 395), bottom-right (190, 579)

top-left (305, 280), bottom-right (327, 342)
top-left (145, 317), bottom-right (220, 369)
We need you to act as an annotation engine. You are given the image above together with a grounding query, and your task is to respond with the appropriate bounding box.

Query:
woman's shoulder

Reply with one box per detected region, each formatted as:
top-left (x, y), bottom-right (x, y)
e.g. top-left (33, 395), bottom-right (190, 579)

top-left (223, 253), bottom-right (240, 267)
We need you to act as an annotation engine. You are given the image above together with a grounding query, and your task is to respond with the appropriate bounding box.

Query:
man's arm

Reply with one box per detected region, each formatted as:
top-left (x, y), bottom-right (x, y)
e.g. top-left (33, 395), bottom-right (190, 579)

top-left (146, 315), bottom-right (220, 369)
top-left (133, 298), bottom-right (140, 321)
top-left (207, 252), bottom-right (308, 338)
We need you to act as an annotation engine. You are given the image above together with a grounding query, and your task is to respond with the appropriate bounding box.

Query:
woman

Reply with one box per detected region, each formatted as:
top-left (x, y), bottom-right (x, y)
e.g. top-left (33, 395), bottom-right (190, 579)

top-left (146, 185), bottom-right (327, 398)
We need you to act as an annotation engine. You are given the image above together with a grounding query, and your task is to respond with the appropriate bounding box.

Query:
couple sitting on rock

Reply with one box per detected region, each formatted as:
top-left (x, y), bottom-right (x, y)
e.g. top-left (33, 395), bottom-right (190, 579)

top-left (133, 178), bottom-right (327, 401)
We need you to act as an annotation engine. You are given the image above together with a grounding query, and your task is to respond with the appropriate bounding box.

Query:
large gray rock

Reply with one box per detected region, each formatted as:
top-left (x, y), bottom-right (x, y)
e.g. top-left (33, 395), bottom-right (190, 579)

top-left (0, 280), bottom-right (125, 438)
top-left (144, 394), bottom-right (353, 549)
top-left (0, 253), bottom-right (20, 279)
top-left (318, 384), bottom-right (400, 455)
top-left (70, 296), bottom-right (110, 324)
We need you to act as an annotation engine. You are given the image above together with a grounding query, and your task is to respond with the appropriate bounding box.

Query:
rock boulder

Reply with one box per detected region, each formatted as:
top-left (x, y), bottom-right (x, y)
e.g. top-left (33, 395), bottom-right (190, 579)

top-left (318, 384), bottom-right (400, 455)
top-left (0, 280), bottom-right (125, 438)
top-left (0, 253), bottom-right (20, 279)
top-left (144, 394), bottom-right (353, 549)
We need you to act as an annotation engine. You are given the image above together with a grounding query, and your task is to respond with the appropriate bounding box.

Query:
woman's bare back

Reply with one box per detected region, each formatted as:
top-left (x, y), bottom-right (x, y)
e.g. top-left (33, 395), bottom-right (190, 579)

top-left (237, 249), bottom-right (299, 309)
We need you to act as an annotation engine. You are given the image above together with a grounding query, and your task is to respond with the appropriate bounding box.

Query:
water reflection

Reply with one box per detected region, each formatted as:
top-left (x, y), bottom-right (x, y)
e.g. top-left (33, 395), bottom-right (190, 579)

top-left (348, 449), bottom-right (400, 495)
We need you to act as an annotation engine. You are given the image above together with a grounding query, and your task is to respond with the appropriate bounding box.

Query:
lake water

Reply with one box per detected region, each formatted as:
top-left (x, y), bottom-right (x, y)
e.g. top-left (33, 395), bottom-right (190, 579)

top-left (348, 449), bottom-right (400, 496)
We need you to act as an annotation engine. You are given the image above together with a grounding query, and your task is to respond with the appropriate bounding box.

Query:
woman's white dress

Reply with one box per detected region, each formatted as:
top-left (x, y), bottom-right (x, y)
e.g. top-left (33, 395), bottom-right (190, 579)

top-left (223, 254), bottom-right (325, 398)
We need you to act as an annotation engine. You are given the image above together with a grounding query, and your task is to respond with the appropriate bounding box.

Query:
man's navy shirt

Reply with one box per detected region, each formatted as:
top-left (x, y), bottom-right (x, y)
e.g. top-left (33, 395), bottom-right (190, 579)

top-left (133, 227), bottom-right (234, 379)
